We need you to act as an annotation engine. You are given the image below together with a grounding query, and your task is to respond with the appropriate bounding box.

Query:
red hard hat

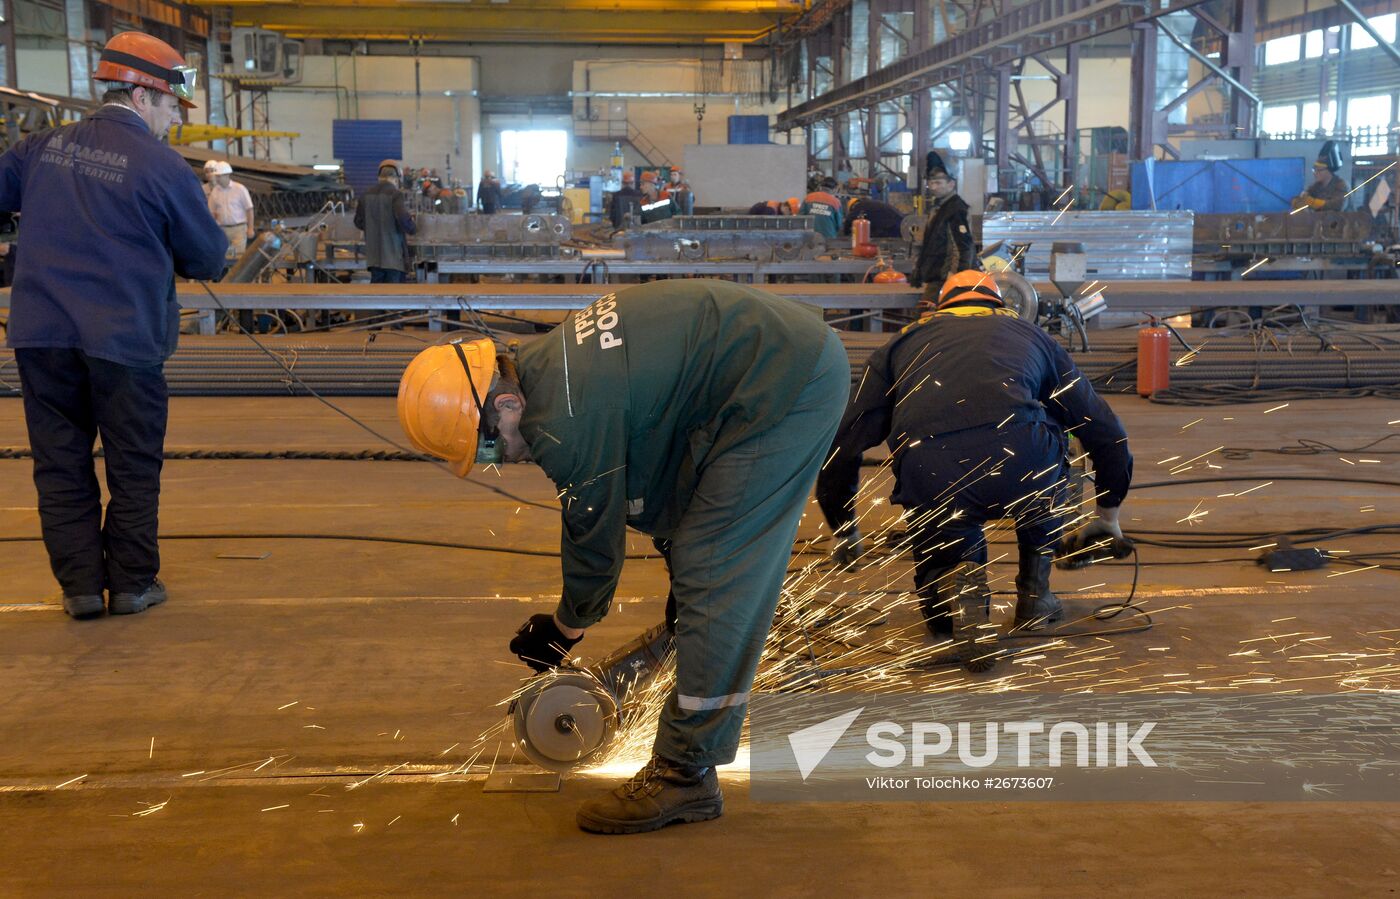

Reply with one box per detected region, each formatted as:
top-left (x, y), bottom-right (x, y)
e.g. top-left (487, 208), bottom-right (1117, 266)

top-left (94, 31), bottom-right (198, 109)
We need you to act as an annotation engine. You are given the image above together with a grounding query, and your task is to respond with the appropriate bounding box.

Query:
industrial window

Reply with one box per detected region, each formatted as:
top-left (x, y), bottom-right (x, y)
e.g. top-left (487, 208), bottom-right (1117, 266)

top-left (1349, 13), bottom-right (1397, 50)
top-left (1304, 29), bottom-right (1323, 58)
top-left (1261, 104), bottom-right (1299, 137)
top-left (500, 130), bottom-right (567, 188)
top-left (1263, 35), bottom-right (1301, 65)
top-left (1346, 93), bottom-right (1396, 155)
top-left (1300, 101), bottom-right (1337, 134)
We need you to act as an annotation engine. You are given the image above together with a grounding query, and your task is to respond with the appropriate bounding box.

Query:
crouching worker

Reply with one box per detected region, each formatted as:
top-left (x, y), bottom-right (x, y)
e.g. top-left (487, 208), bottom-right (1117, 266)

top-left (814, 271), bottom-right (1134, 673)
top-left (397, 279), bottom-right (849, 834)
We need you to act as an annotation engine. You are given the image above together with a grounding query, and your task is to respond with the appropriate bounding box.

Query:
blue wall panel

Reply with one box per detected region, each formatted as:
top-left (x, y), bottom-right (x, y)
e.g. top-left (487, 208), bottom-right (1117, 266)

top-left (332, 119), bottom-right (404, 194)
top-left (1131, 158), bottom-right (1306, 213)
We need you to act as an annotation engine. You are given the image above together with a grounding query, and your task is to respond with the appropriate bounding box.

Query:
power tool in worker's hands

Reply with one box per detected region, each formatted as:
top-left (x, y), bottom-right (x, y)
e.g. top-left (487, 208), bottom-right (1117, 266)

top-left (509, 621), bottom-right (674, 772)
top-left (1056, 518), bottom-right (1135, 570)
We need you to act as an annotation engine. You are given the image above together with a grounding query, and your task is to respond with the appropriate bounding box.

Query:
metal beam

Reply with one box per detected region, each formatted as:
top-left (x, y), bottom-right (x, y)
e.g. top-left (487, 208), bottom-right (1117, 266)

top-left (1336, 0), bottom-right (1400, 68)
top-left (1156, 21), bottom-right (1261, 110)
top-left (227, 6), bottom-right (796, 43)
top-left (776, 0), bottom-right (1212, 131)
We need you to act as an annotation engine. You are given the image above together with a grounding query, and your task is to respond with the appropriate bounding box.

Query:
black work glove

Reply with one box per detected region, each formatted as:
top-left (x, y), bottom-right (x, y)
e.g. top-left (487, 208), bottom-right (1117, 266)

top-left (509, 613), bottom-right (583, 673)
top-left (1056, 520), bottom-right (1135, 570)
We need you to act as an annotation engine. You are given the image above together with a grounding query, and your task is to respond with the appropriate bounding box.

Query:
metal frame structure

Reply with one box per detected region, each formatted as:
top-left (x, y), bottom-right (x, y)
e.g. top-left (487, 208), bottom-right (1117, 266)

top-left (776, 0), bottom-right (1275, 193)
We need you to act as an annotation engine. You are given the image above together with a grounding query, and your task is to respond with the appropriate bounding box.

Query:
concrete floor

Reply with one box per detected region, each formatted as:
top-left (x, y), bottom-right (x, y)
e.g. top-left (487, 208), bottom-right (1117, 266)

top-left (1, 392), bottom-right (1397, 896)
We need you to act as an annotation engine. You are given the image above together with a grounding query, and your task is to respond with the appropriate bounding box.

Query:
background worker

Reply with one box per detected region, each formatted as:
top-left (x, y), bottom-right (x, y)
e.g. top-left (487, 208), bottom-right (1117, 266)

top-left (201, 158), bottom-right (218, 198)
top-left (909, 167), bottom-right (976, 304)
top-left (816, 270), bottom-right (1134, 671)
top-left (609, 170), bottom-right (644, 229)
top-left (800, 188), bottom-right (843, 239)
top-left (205, 160), bottom-right (255, 260)
top-left (842, 196), bottom-right (905, 239)
top-left (354, 159), bottom-right (417, 283)
top-left (1293, 141), bottom-right (1349, 212)
top-left (638, 170), bottom-right (675, 223)
top-left (661, 167), bottom-right (694, 214)
top-left (0, 31), bottom-right (227, 619)
top-left (398, 279), bottom-right (848, 835)
top-left (476, 170), bottom-right (501, 214)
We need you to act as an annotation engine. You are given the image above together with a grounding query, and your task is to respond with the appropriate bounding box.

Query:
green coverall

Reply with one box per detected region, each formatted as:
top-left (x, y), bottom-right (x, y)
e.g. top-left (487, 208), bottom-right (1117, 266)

top-left (515, 279), bottom-right (849, 766)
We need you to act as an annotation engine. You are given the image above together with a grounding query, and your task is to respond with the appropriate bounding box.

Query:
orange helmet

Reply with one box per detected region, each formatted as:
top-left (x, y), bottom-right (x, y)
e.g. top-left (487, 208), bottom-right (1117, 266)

top-left (640, 171), bottom-right (659, 184)
top-left (785, 197), bottom-right (801, 215)
top-left (397, 338), bottom-right (500, 478)
top-left (936, 270), bottom-right (1003, 309)
top-left (94, 31), bottom-right (198, 109)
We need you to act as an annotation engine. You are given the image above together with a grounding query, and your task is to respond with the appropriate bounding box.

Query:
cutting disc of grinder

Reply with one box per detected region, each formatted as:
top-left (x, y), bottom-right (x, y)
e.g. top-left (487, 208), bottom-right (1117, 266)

top-left (512, 671), bottom-right (619, 772)
top-left (991, 270), bottom-right (1040, 322)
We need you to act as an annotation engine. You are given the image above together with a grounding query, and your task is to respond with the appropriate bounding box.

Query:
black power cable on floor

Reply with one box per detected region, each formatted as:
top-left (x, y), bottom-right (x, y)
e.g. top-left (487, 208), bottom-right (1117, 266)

top-left (193, 281), bottom-right (559, 514)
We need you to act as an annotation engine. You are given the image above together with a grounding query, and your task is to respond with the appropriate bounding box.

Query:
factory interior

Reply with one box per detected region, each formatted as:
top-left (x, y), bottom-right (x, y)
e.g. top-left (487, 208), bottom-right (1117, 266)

top-left (1, 0), bottom-right (1398, 894)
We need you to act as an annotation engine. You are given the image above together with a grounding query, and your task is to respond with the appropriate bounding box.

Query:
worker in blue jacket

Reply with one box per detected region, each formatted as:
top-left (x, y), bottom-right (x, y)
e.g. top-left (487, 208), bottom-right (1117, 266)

top-left (816, 271), bottom-right (1134, 672)
top-left (0, 31), bottom-right (228, 620)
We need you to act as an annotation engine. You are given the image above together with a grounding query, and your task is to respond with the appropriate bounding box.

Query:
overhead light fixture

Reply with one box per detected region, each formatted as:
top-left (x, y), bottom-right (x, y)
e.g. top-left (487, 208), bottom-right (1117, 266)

top-left (313, 163), bottom-right (341, 171)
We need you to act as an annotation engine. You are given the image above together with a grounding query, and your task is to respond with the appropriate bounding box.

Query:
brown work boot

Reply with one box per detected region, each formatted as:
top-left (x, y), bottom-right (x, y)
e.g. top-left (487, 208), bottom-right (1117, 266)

top-left (576, 754), bottom-right (723, 834)
top-left (949, 563), bottom-right (999, 673)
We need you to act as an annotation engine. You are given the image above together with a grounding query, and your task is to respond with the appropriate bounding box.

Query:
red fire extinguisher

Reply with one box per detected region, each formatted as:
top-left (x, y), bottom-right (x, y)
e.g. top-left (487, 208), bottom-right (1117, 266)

top-left (1137, 318), bottom-right (1170, 397)
top-left (851, 216), bottom-right (870, 251)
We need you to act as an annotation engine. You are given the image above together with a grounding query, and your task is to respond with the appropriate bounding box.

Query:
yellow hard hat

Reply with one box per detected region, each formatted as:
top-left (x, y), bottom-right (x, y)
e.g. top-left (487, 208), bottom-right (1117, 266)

top-left (936, 270), bottom-right (1004, 309)
top-left (397, 338), bottom-right (499, 478)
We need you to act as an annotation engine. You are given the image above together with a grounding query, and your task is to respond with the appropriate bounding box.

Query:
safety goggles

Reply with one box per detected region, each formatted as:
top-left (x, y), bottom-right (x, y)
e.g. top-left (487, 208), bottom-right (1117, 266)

top-left (169, 65), bottom-right (198, 102)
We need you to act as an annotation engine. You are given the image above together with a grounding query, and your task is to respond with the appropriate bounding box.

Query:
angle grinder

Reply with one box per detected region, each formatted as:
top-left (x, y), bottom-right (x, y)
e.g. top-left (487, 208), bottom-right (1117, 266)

top-left (510, 620), bottom-right (673, 772)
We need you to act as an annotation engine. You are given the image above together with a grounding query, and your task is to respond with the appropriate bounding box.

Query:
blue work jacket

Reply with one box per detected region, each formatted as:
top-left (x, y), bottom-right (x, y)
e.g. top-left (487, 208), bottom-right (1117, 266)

top-left (0, 105), bottom-right (227, 367)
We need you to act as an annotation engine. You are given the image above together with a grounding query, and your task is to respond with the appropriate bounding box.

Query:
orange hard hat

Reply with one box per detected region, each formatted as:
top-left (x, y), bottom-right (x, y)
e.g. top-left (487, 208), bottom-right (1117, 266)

top-left (640, 171), bottom-right (658, 183)
top-left (397, 338), bottom-right (499, 478)
top-left (786, 197), bottom-right (801, 214)
top-left (936, 270), bottom-right (1004, 309)
top-left (622, 170), bottom-right (635, 183)
top-left (94, 31), bottom-right (198, 109)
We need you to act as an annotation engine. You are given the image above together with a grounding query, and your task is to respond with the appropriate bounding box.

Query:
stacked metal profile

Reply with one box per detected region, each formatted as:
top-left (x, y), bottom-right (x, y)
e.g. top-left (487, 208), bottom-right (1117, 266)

top-left (981, 211), bottom-right (1194, 281)
top-left (2, 328), bottom-right (1397, 397)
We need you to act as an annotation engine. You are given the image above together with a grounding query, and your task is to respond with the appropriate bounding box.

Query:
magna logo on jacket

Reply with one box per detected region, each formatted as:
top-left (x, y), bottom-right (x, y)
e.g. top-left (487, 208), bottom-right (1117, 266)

top-left (38, 131), bottom-right (130, 184)
top-left (574, 293), bottom-right (623, 350)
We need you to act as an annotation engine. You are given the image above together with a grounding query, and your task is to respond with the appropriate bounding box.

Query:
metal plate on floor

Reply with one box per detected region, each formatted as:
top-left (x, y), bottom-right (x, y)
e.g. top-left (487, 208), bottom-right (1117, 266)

top-left (482, 770), bottom-right (561, 793)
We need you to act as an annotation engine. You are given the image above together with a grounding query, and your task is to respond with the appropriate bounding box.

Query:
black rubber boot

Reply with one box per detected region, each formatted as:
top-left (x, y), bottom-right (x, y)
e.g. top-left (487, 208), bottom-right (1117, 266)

top-left (577, 755), bottom-right (723, 835)
top-left (62, 594), bottom-right (105, 620)
top-left (917, 567), bottom-right (957, 639)
top-left (109, 578), bottom-right (167, 616)
top-left (1014, 552), bottom-right (1062, 630)
top-left (949, 563), bottom-right (999, 673)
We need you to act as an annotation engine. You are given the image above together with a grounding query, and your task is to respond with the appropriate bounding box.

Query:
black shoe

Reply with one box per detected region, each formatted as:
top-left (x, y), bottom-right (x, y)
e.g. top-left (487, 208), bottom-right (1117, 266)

top-left (949, 564), bottom-right (999, 673)
top-left (1014, 552), bottom-right (1062, 630)
top-left (918, 572), bottom-right (956, 640)
top-left (577, 755), bottom-right (723, 834)
top-left (62, 594), bottom-right (105, 620)
top-left (109, 579), bottom-right (167, 616)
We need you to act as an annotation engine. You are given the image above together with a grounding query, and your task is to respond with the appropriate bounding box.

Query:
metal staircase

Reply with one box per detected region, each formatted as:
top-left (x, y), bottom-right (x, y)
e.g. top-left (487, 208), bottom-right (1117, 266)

top-left (574, 118), bottom-right (672, 168)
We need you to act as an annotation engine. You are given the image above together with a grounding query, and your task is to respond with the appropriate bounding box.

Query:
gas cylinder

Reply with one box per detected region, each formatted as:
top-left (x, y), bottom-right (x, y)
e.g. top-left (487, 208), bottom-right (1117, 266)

top-left (1137, 325), bottom-right (1170, 397)
top-left (873, 268), bottom-right (907, 284)
top-left (851, 216), bottom-right (870, 250)
top-left (854, 242), bottom-right (879, 258)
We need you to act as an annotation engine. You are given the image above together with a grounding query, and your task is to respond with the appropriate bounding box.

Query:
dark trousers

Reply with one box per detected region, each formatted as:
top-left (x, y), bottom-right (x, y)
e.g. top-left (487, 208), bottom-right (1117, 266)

top-left (368, 266), bottom-right (406, 284)
top-left (902, 421), bottom-right (1069, 596)
top-left (15, 348), bottom-right (168, 596)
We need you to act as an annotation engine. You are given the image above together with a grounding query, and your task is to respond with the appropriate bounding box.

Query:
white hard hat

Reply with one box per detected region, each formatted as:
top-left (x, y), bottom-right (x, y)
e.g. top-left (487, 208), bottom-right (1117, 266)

top-left (212, 161), bottom-right (233, 175)
top-left (203, 159), bottom-right (220, 173)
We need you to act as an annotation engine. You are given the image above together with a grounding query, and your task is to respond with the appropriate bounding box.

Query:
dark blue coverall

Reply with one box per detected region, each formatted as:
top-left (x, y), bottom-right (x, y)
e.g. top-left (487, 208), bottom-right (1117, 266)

top-left (0, 105), bottom-right (228, 598)
top-left (816, 302), bottom-right (1133, 613)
